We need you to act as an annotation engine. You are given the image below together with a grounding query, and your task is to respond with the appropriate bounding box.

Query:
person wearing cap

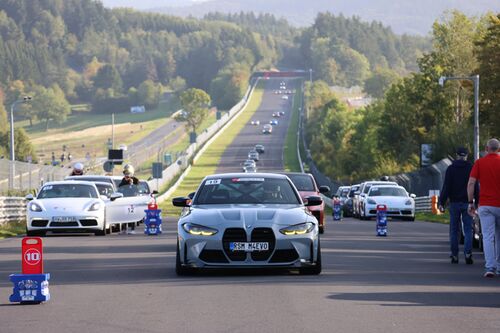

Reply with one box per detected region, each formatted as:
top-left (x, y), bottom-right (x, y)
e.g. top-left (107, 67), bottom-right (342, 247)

top-left (439, 147), bottom-right (475, 265)
top-left (467, 138), bottom-right (500, 278)
top-left (119, 164), bottom-right (139, 234)
top-left (70, 162), bottom-right (85, 176)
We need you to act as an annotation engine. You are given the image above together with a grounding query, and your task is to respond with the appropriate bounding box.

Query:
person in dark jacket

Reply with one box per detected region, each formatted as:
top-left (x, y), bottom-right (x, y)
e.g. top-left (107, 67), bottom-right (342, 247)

top-left (439, 147), bottom-right (474, 264)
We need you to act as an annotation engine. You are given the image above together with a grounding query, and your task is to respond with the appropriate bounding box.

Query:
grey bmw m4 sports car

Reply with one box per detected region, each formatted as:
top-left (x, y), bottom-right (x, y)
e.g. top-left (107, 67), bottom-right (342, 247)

top-left (172, 173), bottom-right (323, 275)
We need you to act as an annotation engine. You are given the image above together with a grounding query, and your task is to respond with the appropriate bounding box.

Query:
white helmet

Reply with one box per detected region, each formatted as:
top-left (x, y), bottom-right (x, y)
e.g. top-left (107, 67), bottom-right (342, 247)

top-left (123, 164), bottom-right (135, 176)
top-left (74, 162), bottom-right (84, 171)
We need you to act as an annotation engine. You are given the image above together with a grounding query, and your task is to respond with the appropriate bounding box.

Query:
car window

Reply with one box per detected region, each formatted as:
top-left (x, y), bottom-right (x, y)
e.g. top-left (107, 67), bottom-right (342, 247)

top-left (96, 184), bottom-right (114, 197)
top-left (340, 188), bottom-right (349, 197)
top-left (349, 186), bottom-right (359, 197)
top-left (369, 187), bottom-right (408, 197)
top-left (38, 184), bottom-right (98, 199)
top-left (286, 174), bottom-right (315, 191)
top-left (75, 177), bottom-right (114, 186)
top-left (195, 177), bottom-right (301, 205)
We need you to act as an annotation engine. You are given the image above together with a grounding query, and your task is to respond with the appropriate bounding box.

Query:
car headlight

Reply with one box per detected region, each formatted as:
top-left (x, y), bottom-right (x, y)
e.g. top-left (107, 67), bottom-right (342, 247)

top-left (88, 202), bottom-right (101, 211)
top-left (405, 199), bottom-right (413, 206)
top-left (367, 198), bottom-right (377, 205)
top-left (182, 223), bottom-right (218, 236)
top-left (279, 222), bottom-right (315, 235)
top-left (29, 202), bottom-right (42, 212)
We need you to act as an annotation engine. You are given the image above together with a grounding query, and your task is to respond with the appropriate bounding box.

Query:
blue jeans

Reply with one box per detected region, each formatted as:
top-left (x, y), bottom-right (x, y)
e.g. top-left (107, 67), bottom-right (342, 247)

top-left (449, 202), bottom-right (473, 256)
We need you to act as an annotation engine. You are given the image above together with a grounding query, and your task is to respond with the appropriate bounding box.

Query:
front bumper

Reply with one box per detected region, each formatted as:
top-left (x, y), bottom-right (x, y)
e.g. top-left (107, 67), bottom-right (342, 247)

top-left (27, 212), bottom-right (105, 231)
top-left (365, 205), bottom-right (414, 218)
top-left (178, 226), bottom-right (319, 269)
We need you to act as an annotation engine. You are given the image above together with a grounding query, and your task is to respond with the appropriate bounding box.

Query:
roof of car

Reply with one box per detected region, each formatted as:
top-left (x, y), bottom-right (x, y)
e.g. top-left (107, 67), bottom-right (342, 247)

top-left (43, 180), bottom-right (98, 186)
top-left (205, 173), bottom-right (288, 180)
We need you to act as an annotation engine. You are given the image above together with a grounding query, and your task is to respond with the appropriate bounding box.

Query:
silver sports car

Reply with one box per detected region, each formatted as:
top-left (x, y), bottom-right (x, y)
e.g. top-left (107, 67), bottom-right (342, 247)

top-left (172, 173), bottom-right (322, 275)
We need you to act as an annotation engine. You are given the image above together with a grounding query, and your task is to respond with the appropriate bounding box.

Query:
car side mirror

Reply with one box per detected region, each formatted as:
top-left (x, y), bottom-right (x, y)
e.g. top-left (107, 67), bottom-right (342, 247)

top-left (188, 192), bottom-right (195, 199)
top-left (110, 192), bottom-right (124, 201)
top-left (304, 195), bottom-right (322, 207)
top-left (410, 193), bottom-right (416, 198)
top-left (25, 194), bottom-right (34, 201)
top-left (100, 195), bottom-right (108, 201)
top-left (319, 185), bottom-right (330, 194)
top-left (152, 190), bottom-right (159, 195)
top-left (173, 197), bottom-right (192, 207)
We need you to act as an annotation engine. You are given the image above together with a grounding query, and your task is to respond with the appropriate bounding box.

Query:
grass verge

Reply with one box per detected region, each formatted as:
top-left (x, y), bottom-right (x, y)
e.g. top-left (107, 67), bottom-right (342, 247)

top-left (0, 221), bottom-right (26, 239)
top-left (416, 211), bottom-right (449, 224)
top-left (160, 83), bottom-right (264, 217)
top-left (283, 79), bottom-right (303, 172)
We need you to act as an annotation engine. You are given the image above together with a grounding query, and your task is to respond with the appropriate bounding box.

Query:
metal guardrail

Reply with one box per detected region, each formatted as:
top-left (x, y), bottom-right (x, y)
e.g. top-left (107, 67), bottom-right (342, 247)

top-left (0, 197), bottom-right (26, 225)
top-left (415, 196), bottom-right (432, 212)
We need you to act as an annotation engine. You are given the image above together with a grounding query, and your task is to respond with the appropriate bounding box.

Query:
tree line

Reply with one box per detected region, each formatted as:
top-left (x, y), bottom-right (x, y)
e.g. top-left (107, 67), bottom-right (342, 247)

top-left (304, 12), bottom-right (499, 184)
top-left (0, 0), bottom-right (437, 162)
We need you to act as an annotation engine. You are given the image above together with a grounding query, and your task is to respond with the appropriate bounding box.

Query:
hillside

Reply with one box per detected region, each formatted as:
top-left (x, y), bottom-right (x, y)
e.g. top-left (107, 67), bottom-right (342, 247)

top-left (144, 0), bottom-right (499, 35)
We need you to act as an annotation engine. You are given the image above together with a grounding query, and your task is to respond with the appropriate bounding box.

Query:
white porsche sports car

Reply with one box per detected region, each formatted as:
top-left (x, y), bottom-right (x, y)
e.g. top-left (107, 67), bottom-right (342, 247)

top-left (361, 185), bottom-right (416, 221)
top-left (26, 181), bottom-right (121, 236)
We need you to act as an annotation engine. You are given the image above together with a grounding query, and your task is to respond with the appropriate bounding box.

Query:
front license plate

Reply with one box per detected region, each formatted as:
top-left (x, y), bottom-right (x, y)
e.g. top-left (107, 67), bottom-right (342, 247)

top-left (52, 216), bottom-right (76, 222)
top-left (229, 242), bottom-right (269, 252)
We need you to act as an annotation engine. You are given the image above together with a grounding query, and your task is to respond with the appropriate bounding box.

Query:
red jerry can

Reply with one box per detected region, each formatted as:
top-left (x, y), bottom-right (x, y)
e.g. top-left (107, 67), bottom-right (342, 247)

top-left (22, 237), bottom-right (44, 275)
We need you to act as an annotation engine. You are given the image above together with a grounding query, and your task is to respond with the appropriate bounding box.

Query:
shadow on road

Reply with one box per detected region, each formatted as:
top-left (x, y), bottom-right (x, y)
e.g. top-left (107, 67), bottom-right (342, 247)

top-left (328, 291), bottom-right (500, 308)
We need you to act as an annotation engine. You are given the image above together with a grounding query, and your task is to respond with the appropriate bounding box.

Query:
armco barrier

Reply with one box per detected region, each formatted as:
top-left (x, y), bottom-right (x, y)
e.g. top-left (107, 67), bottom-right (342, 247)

top-left (0, 197), bottom-right (26, 225)
top-left (414, 196), bottom-right (432, 213)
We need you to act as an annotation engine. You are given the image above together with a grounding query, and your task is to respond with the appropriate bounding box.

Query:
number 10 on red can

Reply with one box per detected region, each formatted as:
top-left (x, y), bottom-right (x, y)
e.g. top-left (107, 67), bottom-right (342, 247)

top-left (22, 237), bottom-right (44, 274)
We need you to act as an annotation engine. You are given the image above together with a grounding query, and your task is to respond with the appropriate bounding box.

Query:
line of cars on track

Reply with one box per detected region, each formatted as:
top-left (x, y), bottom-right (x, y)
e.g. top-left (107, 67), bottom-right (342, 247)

top-left (336, 180), bottom-right (416, 221)
top-left (25, 175), bottom-right (156, 236)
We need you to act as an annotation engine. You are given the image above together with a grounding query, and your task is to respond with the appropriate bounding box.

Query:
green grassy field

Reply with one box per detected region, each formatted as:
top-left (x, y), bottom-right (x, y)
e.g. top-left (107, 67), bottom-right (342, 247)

top-left (0, 221), bottom-right (26, 239)
top-left (160, 83), bottom-right (264, 217)
top-left (21, 100), bottom-right (179, 137)
top-left (416, 211), bottom-right (450, 224)
top-left (23, 100), bottom-right (181, 163)
top-left (283, 79), bottom-right (303, 172)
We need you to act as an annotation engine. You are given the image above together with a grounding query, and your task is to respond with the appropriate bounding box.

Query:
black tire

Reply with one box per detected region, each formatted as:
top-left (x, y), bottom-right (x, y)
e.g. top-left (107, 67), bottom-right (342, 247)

top-left (176, 239), bottom-right (193, 276)
top-left (300, 238), bottom-right (322, 275)
top-left (94, 224), bottom-right (106, 236)
top-left (106, 224), bottom-right (112, 235)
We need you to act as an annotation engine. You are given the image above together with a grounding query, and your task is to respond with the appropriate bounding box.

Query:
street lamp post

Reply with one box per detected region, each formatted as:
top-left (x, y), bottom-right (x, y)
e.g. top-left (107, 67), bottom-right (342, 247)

top-left (438, 75), bottom-right (480, 161)
top-left (9, 96), bottom-right (32, 189)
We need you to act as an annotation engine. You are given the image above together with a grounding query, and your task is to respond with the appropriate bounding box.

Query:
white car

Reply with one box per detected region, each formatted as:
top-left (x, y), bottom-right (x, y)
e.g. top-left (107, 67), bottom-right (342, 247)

top-left (250, 120), bottom-right (260, 125)
top-left (26, 181), bottom-right (119, 236)
top-left (281, 95), bottom-right (288, 100)
top-left (66, 175), bottom-right (154, 227)
top-left (361, 185), bottom-right (415, 221)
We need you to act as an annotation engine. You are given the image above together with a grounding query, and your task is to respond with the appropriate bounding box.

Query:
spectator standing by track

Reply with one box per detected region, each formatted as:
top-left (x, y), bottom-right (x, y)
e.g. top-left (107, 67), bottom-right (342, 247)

top-left (439, 147), bottom-right (474, 264)
top-left (467, 138), bottom-right (500, 278)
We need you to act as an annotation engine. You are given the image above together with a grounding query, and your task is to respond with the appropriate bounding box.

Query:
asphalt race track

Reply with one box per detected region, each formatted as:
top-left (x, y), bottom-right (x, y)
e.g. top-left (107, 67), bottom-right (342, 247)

top-left (1, 79), bottom-right (499, 333)
top-left (216, 78), bottom-right (296, 173)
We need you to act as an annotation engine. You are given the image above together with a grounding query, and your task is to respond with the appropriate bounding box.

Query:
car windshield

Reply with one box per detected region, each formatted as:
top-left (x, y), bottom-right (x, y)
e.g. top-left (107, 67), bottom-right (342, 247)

top-left (286, 174), bottom-right (315, 191)
top-left (369, 187), bottom-right (408, 197)
top-left (339, 188), bottom-right (350, 197)
top-left (38, 184), bottom-right (98, 199)
top-left (95, 184), bottom-right (114, 197)
top-left (117, 182), bottom-right (150, 197)
top-left (195, 177), bottom-right (301, 205)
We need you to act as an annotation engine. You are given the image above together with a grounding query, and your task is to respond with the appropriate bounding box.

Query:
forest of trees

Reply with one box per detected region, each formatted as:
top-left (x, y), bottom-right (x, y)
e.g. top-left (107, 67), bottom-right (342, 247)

top-left (0, 0), bottom-right (495, 180)
top-left (304, 12), bottom-right (499, 183)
